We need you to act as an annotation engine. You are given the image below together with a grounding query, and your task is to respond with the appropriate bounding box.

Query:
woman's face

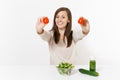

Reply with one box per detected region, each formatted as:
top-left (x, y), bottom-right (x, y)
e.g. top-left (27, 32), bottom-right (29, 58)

top-left (55, 11), bottom-right (70, 30)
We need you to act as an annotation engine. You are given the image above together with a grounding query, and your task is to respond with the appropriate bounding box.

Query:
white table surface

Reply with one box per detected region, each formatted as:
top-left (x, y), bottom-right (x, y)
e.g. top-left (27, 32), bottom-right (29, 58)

top-left (0, 65), bottom-right (120, 80)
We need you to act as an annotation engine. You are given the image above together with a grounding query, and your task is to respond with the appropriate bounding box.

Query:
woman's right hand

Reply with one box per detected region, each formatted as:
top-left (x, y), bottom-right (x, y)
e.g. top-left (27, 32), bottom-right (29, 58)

top-left (36, 17), bottom-right (47, 34)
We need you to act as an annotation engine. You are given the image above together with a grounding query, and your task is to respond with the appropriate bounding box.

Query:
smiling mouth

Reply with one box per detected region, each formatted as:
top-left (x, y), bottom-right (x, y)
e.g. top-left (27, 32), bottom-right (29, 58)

top-left (57, 22), bottom-right (63, 25)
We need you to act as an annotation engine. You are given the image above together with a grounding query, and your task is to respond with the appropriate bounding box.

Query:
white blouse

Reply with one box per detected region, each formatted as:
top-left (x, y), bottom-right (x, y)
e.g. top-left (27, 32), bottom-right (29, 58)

top-left (39, 30), bottom-right (86, 65)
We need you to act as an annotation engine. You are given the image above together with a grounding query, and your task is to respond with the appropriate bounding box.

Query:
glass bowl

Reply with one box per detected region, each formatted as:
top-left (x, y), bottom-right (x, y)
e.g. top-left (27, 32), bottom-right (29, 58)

top-left (57, 67), bottom-right (72, 75)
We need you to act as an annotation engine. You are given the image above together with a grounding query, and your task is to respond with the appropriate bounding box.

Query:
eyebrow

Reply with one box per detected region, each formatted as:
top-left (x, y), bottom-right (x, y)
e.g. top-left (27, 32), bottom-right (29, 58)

top-left (56, 14), bottom-right (67, 17)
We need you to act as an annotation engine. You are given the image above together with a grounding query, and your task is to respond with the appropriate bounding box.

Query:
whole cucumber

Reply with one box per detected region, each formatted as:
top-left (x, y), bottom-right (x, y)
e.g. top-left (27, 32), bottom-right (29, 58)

top-left (78, 68), bottom-right (99, 77)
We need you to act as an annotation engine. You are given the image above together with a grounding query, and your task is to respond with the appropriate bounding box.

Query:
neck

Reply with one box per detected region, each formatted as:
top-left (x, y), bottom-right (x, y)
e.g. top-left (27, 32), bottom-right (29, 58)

top-left (59, 28), bottom-right (65, 35)
top-left (59, 29), bottom-right (65, 40)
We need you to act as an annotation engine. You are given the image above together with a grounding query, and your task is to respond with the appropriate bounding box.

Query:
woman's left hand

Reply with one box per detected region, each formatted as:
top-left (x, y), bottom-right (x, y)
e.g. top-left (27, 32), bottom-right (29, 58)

top-left (80, 17), bottom-right (90, 35)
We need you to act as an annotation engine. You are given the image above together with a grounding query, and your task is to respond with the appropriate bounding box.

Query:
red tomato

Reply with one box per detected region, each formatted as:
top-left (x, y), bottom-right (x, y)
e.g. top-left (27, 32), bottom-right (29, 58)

top-left (78, 17), bottom-right (85, 25)
top-left (43, 17), bottom-right (49, 24)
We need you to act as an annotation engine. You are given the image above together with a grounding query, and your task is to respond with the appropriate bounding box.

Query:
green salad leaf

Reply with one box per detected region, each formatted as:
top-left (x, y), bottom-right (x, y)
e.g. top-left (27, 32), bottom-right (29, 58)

top-left (56, 62), bottom-right (74, 75)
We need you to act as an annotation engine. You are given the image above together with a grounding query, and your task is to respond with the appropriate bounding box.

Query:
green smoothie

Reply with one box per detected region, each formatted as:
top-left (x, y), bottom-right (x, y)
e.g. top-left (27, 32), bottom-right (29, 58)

top-left (90, 60), bottom-right (96, 72)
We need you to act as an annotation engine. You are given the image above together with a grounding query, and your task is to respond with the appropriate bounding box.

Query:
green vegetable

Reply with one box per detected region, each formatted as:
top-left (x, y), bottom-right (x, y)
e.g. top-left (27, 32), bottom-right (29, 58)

top-left (79, 68), bottom-right (99, 77)
top-left (57, 62), bottom-right (74, 69)
top-left (56, 62), bottom-right (74, 75)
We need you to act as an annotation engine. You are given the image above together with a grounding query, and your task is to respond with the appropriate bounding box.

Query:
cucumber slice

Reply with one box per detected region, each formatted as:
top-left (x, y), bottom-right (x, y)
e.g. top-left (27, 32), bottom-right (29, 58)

top-left (78, 68), bottom-right (99, 77)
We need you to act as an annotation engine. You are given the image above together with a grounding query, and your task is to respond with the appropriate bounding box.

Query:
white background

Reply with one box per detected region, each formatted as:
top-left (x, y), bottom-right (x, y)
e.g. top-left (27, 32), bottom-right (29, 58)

top-left (0, 0), bottom-right (120, 65)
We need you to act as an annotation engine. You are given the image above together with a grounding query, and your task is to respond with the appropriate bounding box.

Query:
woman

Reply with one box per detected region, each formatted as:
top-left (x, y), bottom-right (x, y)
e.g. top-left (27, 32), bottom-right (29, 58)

top-left (36, 7), bottom-right (90, 65)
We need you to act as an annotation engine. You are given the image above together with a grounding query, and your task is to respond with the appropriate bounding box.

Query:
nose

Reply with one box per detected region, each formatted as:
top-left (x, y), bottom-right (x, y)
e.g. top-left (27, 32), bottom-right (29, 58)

top-left (58, 18), bottom-right (62, 22)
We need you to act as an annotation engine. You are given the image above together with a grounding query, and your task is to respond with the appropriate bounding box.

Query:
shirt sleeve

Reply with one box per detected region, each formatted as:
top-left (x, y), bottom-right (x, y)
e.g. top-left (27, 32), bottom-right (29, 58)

top-left (38, 30), bottom-right (52, 42)
top-left (73, 30), bottom-right (86, 43)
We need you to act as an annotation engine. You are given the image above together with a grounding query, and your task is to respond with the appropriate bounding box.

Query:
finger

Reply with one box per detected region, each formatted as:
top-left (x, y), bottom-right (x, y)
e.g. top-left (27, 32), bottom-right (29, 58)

top-left (83, 18), bottom-right (89, 25)
top-left (40, 16), bottom-right (45, 23)
top-left (36, 18), bottom-right (40, 25)
top-left (40, 18), bottom-right (42, 23)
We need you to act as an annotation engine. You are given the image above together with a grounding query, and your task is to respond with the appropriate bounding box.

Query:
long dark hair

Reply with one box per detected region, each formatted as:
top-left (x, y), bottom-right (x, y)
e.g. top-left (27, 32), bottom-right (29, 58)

top-left (51, 7), bottom-right (73, 47)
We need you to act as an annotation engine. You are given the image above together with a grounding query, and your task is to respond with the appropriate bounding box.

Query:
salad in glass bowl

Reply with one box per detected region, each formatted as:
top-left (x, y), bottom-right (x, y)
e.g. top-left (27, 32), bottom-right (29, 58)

top-left (56, 62), bottom-right (74, 75)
